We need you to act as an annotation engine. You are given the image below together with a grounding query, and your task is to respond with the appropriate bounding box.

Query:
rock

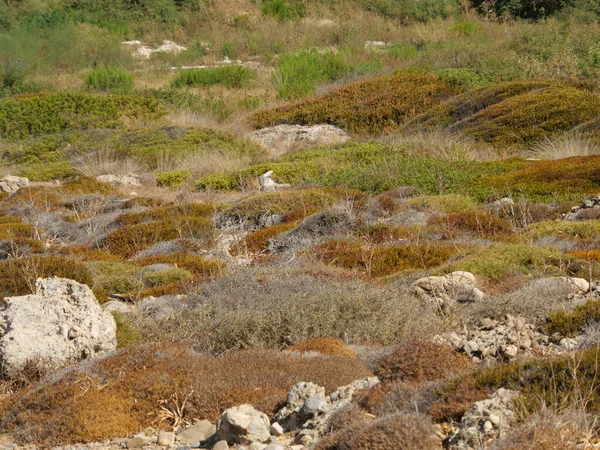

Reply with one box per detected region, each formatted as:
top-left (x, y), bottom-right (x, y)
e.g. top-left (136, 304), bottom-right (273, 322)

top-left (263, 445), bottom-right (284, 450)
top-left (449, 388), bottom-right (520, 449)
top-left (413, 271), bottom-right (484, 312)
top-left (434, 314), bottom-right (548, 362)
top-left (178, 420), bottom-right (216, 444)
top-left (127, 436), bottom-right (154, 448)
top-left (364, 41), bottom-right (391, 52)
top-left (157, 431), bottom-right (175, 446)
top-left (122, 40), bottom-right (143, 46)
top-left (213, 441), bottom-right (229, 450)
top-left (133, 40), bottom-right (187, 59)
top-left (218, 404), bottom-right (271, 444)
top-left (102, 300), bottom-right (134, 314)
top-left (269, 423), bottom-right (284, 436)
top-left (561, 276), bottom-right (590, 294)
top-left (0, 277), bottom-right (116, 375)
top-left (274, 382), bottom-right (326, 429)
top-left (301, 395), bottom-right (327, 418)
top-left (0, 175), bottom-right (29, 194)
top-left (258, 171), bottom-right (291, 192)
top-left (564, 194), bottom-right (600, 220)
top-left (560, 337), bottom-right (578, 350)
top-left (250, 124), bottom-right (350, 156)
top-left (248, 444), bottom-right (267, 450)
top-left (97, 174), bottom-right (142, 186)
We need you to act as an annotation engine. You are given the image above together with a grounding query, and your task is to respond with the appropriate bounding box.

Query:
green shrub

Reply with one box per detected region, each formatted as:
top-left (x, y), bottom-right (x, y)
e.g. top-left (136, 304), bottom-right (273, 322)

top-left (156, 170), bottom-right (191, 187)
top-left (434, 68), bottom-right (490, 89)
top-left (261, 0), bottom-right (305, 21)
top-left (274, 51), bottom-right (349, 100)
top-left (171, 65), bottom-right (255, 89)
top-left (0, 92), bottom-right (164, 140)
top-left (133, 252), bottom-right (225, 278)
top-left (113, 312), bottom-right (142, 348)
top-left (86, 261), bottom-right (144, 294)
top-left (143, 268), bottom-right (193, 287)
top-left (84, 66), bottom-right (135, 93)
top-left (18, 160), bottom-right (74, 181)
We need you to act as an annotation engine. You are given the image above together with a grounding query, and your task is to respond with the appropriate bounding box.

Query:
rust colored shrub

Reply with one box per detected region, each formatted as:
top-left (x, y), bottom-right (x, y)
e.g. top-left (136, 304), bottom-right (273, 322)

top-left (375, 341), bottom-right (471, 384)
top-left (0, 216), bottom-right (22, 224)
top-left (60, 177), bottom-right (117, 196)
top-left (314, 413), bottom-right (441, 450)
top-left (102, 217), bottom-right (215, 258)
top-left (288, 337), bottom-right (356, 358)
top-left (325, 404), bottom-right (374, 433)
top-left (427, 376), bottom-right (486, 422)
top-left (363, 223), bottom-right (415, 244)
top-left (428, 210), bottom-right (513, 239)
top-left (1, 344), bottom-right (372, 445)
top-left (231, 222), bottom-right (295, 255)
top-left (357, 381), bottom-right (396, 414)
top-left (0, 256), bottom-right (93, 300)
top-left (316, 240), bottom-right (457, 277)
top-left (250, 72), bottom-right (460, 133)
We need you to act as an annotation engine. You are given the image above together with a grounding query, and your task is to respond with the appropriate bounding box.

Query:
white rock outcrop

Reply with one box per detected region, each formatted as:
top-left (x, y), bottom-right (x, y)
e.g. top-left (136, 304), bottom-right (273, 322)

top-left (0, 175), bottom-right (30, 194)
top-left (97, 173), bottom-right (142, 186)
top-left (218, 404), bottom-right (271, 444)
top-left (258, 171), bottom-right (290, 192)
top-left (0, 277), bottom-right (117, 375)
top-left (250, 124), bottom-right (350, 156)
top-left (132, 40), bottom-right (187, 59)
top-left (414, 271), bottom-right (484, 312)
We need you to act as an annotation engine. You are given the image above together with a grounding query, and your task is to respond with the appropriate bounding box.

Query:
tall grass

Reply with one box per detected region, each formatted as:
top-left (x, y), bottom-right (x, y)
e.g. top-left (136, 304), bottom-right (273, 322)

top-left (170, 65), bottom-right (255, 89)
top-left (84, 65), bottom-right (135, 93)
top-left (273, 50), bottom-right (349, 99)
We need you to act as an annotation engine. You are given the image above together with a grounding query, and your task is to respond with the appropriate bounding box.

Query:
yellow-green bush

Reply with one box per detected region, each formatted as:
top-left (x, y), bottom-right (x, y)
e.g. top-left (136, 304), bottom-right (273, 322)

top-left (142, 268), bottom-right (193, 287)
top-left (0, 92), bottom-right (164, 140)
top-left (115, 203), bottom-right (214, 227)
top-left (86, 261), bottom-right (144, 295)
top-left (249, 72), bottom-right (460, 133)
top-left (316, 240), bottom-right (457, 277)
top-left (133, 252), bottom-right (225, 278)
top-left (451, 243), bottom-right (566, 281)
top-left (156, 170), bottom-right (191, 188)
top-left (530, 220), bottom-right (600, 240)
top-left (428, 209), bottom-right (513, 239)
top-left (0, 256), bottom-right (93, 299)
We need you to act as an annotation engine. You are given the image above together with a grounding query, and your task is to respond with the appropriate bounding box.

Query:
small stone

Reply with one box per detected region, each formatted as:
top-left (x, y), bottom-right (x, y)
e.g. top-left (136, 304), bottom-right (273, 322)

top-left (263, 445), bottom-right (284, 450)
top-left (249, 444), bottom-right (267, 450)
top-left (301, 395), bottom-right (327, 417)
top-left (503, 345), bottom-right (518, 358)
top-left (488, 413), bottom-right (501, 425)
top-left (483, 420), bottom-right (494, 433)
top-left (191, 443), bottom-right (201, 449)
top-left (269, 422), bottom-right (284, 436)
top-left (157, 431), bottom-right (175, 446)
top-left (126, 436), bottom-right (154, 448)
top-left (213, 441), bottom-right (229, 450)
top-left (177, 420), bottom-right (216, 444)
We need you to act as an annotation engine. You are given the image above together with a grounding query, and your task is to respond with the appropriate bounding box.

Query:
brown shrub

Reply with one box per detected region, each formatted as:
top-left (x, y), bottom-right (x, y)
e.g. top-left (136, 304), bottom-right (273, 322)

top-left (357, 381), bottom-right (396, 414)
top-left (1, 344), bottom-right (372, 445)
top-left (428, 210), bottom-right (513, 239)
top-left (101, 217), bottom-right (215, 258)
top-left (314, 414), bottom-right (441, 450)
top-left (375, 342), bottom-right (471, 384)
top-left (288, 337), bottom-right (356, 358)
top-left (325, 404), bottom-right (374, 432)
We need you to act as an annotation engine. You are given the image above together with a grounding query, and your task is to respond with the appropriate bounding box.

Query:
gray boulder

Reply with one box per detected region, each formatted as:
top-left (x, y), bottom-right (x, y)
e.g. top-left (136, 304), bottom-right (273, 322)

top-left (250, 124), bottom-right (349, 156)
top-left (258, 171), bottom-right (290, 192)
top-left (0, 277), bottom-right (117, 375)
top-left (414, 271), bottom-right (484, 312)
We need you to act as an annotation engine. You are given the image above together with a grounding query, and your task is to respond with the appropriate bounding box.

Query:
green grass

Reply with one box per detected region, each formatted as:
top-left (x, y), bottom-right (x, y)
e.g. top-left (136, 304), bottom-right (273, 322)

top-left (84, 66), bottom-right (135, 93)
top-left (171, 66), bottom-right (255, 89)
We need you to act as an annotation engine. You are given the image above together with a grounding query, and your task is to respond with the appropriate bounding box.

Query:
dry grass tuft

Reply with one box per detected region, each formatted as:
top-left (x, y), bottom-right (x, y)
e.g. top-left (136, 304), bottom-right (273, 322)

top-left (288, 337), bottom-right (356, 358)
top-left (375, 341), bottom-right (471, 384)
